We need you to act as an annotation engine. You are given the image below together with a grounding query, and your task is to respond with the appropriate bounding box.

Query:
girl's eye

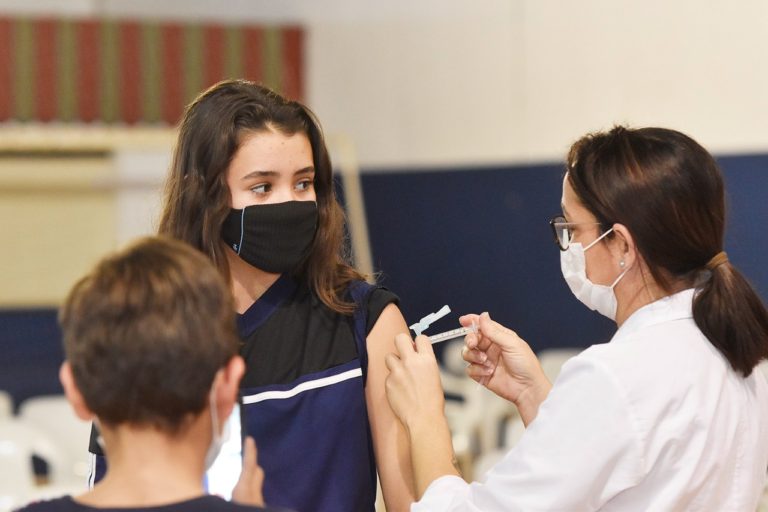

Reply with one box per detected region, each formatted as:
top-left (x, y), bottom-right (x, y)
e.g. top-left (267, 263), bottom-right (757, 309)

top-left (251, 183), bottom-right (270, 194)
top-left (295, 179), bottom-right (314, 191)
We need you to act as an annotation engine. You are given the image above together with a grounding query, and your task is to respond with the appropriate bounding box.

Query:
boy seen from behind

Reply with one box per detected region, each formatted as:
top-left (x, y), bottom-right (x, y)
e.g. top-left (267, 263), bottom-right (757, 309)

top-left (17, 236), bottom-right (289, 512)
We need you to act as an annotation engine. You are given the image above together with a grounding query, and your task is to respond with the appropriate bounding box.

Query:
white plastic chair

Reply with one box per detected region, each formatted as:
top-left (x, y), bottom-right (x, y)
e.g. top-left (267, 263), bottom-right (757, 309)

top-left (0, 418), bottom-right (66, 511)
top-left (472, 448), bottom-right (506, 482)
top-left (758, 361), bottom-right (768, 512)
top-left (759, 477), bottom-right (768, 512)
top-left (0, 391), bottom-right (12, 420)
top-left (757, 360), bottom-right (768, 381)
top-left (0, 420), bottom-right (35, 511)
top-left (440, 339), bottom-right (516, 480)
top-left (538, 348), bottom-right (583, 384)
top-left (472, 410), bottom-right (530, 481)
top-left (18, 395), bottom-right (92, 487)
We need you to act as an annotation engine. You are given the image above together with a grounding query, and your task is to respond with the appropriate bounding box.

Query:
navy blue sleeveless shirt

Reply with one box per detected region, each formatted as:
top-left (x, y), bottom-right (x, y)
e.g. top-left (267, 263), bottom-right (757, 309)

top-left (235, 275), bottom-right (397, 512)
top-left (88, 275), bottom-right (398, 512)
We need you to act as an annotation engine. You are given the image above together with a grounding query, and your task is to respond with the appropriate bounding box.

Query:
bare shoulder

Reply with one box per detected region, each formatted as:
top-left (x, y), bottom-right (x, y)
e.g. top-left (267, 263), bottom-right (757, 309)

top-left (367, 302), bottom-right (409, 350)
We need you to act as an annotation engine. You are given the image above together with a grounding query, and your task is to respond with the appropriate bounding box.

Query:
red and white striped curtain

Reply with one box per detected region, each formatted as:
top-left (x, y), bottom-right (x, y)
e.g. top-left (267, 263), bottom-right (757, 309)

top-left (0, 17), bottom-right (304, 125)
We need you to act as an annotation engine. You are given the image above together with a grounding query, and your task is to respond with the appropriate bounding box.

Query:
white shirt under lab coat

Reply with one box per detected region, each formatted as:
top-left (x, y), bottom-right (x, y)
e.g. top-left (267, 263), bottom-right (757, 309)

top-left (414, 289), bottom-right (768, 511)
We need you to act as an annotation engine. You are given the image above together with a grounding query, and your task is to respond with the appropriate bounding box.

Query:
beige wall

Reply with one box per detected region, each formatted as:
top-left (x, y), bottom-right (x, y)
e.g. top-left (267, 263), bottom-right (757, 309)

top-left (0, 1), bottom-right (765, 168)
top-left (0, 0), bottom-right (766, 303)
top-left (307, 0), bottom-right (768, 168)
top-left (0, 155), bottom-right (116, 306)
top-left (0, 128), bottom-right (174, 307)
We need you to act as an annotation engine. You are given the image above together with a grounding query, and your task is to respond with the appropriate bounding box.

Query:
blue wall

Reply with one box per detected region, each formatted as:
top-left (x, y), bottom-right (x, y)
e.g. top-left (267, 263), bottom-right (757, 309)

top-left (362, 155), bottom-right (768, 355)
top-left (0, 310), bottom-right (64, 411)
top-left (1, 153), bottom-right (766, 408)
top-left (360, 162), bottom-right (615, 354)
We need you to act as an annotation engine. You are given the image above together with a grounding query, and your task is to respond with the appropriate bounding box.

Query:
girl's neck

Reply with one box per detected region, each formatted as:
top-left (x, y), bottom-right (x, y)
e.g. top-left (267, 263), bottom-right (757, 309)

top-left (225, 248), bottom-right (281, 313)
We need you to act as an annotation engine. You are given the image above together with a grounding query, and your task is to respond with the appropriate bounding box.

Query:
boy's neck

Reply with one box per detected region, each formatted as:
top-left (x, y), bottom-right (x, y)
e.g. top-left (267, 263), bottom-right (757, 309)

top-left (77, 417), bottom-right (210, 508)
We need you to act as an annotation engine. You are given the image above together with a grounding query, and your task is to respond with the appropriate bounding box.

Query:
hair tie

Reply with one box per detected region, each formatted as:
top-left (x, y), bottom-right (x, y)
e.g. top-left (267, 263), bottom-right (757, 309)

top-left (706, 251), bottom-right (728, 270)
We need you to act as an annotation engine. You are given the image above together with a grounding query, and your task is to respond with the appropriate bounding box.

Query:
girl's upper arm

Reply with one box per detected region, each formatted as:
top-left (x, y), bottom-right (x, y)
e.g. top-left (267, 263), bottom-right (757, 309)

top-left (365, 302), bottom-right (417, 511)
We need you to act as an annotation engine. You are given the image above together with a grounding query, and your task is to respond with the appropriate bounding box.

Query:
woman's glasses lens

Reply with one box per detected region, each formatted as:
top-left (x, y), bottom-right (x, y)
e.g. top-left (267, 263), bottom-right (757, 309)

top-left (549, 215), bottom-right (569, 251)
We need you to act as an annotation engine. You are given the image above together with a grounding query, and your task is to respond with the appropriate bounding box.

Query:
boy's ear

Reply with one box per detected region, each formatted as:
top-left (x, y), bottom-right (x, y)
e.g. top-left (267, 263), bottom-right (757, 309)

top-left (225, 355), bottom-right (246, 390)
top-left (59, 362), bottom-right (95, 422)
top-left (213, 356), bottom-right (245, 421)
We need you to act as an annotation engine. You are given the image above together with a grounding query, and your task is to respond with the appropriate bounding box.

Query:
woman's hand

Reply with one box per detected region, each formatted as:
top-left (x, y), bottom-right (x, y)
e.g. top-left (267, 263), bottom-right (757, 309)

top-left (384, 333), bottom-right (445, 432)
top-left (460, 312), bottom-right (552, 425)
top-left (384, 333), bottom-right (459, 497)
top-left (231, 437), bottom-right (265, 507)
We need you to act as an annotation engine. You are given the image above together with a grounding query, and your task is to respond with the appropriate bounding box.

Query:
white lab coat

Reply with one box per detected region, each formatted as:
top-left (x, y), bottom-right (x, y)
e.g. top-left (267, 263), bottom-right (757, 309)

top-left (414, 289), bottom-right (768, 511)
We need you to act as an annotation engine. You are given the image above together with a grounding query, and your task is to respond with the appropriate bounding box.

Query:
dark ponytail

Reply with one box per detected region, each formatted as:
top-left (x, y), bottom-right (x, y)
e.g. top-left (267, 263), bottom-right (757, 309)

top-left (568, 126), bottom-right (768, 377)
top-left (693, 253), bottom-right (768, 377)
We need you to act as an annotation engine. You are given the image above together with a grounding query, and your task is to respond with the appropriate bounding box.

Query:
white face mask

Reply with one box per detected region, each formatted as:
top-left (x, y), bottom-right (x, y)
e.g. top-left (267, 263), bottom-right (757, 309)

top-left (94, 418), bottom-right (106, 452)
top-left (560, 228), bottom-right (629, 320)
top-left (204, 387), bottom-right (230, 470)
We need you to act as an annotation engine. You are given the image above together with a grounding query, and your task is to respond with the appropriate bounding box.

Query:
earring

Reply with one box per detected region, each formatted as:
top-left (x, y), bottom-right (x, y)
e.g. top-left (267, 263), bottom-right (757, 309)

top-left (619, 260), bottom-right (626, 268)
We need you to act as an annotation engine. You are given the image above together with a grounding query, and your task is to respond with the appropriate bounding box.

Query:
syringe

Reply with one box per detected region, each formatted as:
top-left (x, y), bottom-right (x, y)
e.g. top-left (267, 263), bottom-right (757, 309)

top-left (429, 323), bottom-right (477, 345)
top-left (410, 305), bottom-right (478, 344)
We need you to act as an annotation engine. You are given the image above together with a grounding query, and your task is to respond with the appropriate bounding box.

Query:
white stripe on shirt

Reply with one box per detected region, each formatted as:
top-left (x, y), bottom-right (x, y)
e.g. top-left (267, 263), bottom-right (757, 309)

top-left (87, 451), bottom-right (96, 489)
top-left (242, 368), bottom-right (363, 404)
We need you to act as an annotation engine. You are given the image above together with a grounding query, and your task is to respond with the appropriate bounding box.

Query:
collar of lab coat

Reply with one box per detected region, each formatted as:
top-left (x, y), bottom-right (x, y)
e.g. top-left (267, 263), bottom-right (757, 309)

top-left (613, 288), bottom-right (696, 342)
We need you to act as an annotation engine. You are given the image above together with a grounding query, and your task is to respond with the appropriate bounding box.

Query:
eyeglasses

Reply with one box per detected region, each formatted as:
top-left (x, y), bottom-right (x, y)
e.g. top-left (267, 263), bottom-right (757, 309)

top-left (549, 215), bottom-right (602, 251)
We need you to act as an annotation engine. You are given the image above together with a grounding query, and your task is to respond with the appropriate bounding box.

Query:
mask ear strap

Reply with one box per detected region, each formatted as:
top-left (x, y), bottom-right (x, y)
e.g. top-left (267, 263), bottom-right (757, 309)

top-left (609, 266), bottom-right (630, 289)
top-left (237, 209), bottom-right (246, 255)
top-left (584, 227), bottom-right (614, 251)
top-left (209, 387), bottom-right (220, 438)
top-left (94, 418), bottom-right (106, 451)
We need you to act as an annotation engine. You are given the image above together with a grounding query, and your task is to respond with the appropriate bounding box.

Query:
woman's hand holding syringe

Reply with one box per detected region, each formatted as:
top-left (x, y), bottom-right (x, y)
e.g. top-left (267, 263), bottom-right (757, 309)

top-left (460, 312), bottom-right (552, 425)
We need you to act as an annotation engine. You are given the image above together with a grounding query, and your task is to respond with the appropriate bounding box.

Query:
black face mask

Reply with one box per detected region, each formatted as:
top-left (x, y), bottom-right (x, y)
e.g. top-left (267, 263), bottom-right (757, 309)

top-left (221, 201), bottom-right (318, 274)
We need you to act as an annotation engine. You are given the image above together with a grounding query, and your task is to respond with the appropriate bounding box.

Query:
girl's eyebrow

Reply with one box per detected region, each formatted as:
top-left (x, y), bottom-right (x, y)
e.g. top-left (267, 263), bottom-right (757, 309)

top-left (241, 170), bottom-right (277, 180)
top-left (240, 167), bottom-right (315, 181)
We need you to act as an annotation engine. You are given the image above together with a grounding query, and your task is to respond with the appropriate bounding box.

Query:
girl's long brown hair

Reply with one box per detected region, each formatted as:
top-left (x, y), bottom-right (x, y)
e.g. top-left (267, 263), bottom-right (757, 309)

top-left (567, 126), bottom-right (768, 377)
top-left (158, 79), bottom-right (364, 314)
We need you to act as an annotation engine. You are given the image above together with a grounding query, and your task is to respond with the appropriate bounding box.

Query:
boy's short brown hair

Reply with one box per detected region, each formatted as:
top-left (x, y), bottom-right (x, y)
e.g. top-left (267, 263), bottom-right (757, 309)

top-left (59, 236), bottom-right (239, 433)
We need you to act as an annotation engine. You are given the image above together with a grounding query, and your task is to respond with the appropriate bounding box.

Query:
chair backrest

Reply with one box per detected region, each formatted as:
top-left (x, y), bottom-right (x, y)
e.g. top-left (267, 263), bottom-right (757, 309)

top-left (757, 360), bottom-right (768, 382)
top-left (439, 337), bottom-right (517, 465)
top-left (441, 338), bottom-right (469, 377)
top-left (18, 395), bottom-right (92, 487)
top-left (0, 418), bottom-right (64, 510)
top-left (0, 390), bottom-right (13, 419)
top-left (538, 348), bottom-right (583, 384)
